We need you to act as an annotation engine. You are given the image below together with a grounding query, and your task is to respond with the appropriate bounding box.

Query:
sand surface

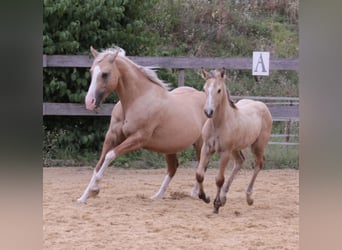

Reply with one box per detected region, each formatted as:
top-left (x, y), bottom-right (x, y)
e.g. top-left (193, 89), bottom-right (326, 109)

top-left (43, 167), bottom-right (298, 249)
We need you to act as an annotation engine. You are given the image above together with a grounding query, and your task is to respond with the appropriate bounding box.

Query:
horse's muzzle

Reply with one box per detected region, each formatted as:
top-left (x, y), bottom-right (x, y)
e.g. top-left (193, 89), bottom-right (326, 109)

top-left (85, 95), bottom-right (97, 110)
top-left (204, 109), bottom-right (214, 118)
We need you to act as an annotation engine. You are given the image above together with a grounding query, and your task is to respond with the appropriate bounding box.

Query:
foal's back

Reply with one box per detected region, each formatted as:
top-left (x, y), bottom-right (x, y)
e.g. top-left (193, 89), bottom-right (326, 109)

top-left (234, 99), bottom-right (272, 149)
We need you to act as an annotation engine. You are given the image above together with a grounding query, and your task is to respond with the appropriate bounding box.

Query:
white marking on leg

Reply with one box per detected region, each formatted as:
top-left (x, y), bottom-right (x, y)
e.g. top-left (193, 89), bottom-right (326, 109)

top-left (150, 174), bottom-right (171, 199)
top-left (77, 150), bottom-right (116, 203)
top-left (77, 169), bottom-right (97, 203)
top-left (191, 182), bottom-right (200, 197)
top-left (96, 150), bottom-right (116, 179)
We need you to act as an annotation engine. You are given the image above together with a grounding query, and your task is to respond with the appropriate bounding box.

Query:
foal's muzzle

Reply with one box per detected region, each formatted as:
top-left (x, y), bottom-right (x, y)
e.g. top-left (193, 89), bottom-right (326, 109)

top-left (204, 109), bottom-right (214, 118)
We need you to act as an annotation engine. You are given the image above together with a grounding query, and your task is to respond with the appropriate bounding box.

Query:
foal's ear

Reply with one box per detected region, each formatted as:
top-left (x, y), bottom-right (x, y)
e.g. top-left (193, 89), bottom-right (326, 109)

top-left (201, 68), bottom-right (209, 80)
top-left (90, 46), bottom-right (99, 58)
top-left (219, 67), bottom-right (226, 79)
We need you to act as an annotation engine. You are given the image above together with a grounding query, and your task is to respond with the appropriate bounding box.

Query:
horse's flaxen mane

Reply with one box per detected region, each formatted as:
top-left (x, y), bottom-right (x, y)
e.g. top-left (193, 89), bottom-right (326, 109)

top-left (207, 70), bottom-right (237, 109)
top-left (95, 47), bottom-right (169, 90)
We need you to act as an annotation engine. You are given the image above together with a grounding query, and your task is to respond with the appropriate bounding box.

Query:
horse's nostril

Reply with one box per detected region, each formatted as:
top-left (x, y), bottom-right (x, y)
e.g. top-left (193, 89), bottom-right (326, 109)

top-left (204, 109), bottom-right (214, 118)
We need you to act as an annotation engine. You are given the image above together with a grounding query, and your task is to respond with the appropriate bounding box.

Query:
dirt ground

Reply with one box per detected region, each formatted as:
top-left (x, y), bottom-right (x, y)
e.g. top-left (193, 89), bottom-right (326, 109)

top-left (43, 166), bottom-right (299, 250)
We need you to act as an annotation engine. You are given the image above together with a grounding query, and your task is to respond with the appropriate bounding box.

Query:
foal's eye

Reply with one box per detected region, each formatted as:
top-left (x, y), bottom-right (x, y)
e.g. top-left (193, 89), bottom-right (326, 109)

top-left (217, 89), bottom-right (221, 94)
top-left (102, 72), bottom-right (109, 79)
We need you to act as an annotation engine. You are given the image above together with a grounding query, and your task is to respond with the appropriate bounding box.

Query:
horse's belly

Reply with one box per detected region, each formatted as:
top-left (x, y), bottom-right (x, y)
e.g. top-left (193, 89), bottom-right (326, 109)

top-left (144, 125), bottom-right (202, 154)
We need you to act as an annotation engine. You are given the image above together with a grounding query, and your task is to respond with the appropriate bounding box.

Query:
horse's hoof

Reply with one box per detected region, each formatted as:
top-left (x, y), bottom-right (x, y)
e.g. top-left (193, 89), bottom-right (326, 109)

top-left (191, 188), bottom-right (199, 198)
top-left (150, 194), bottom-right (162, 200)
top-left (246, 194), bottom-right (254, 206)
top-left (213, 197), bottom-right (223, 213)
top-left (204, 196), bottom-right (210, 203)
top-left (220, 196), bottom-right (227, 206)
top-left (213, 206), bottom-right (220, 214)
top-left (247, 198), bottom-right (254, 206)
top-left (89, 188), bottom-right (100, 197)
top-left (199, 193), bottom-right (210, 203)
top-left (77, 198), bottom-right (87, 204)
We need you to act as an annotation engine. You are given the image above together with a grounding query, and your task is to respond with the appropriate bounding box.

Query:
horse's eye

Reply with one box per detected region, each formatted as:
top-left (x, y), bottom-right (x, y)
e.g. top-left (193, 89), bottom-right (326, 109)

top-left (102, 72), bottom-right (109, 79)
top-left (217, 89), bottom-right (221, 94)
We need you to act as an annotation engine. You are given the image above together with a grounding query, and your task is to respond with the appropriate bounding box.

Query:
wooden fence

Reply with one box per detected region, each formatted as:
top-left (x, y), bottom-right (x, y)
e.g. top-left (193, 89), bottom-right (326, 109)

top-left (43, 55), bottom-right (299, 145)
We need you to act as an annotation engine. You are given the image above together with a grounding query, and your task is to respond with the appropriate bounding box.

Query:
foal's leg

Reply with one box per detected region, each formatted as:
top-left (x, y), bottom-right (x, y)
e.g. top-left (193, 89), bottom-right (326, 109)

top-left (150, 154), bottom-right (179, 199)
top-left (219, 150), bottom-right (245, 207)
top-left (77, 131), bottom-right (147, 203)
top-left (191, 138), bottom-right (204, 197)
top-left (195, 143), bottom-right (212, 204)
top-left (246, 145), bottom-right (265, 206)
top-left (213, 151), bottom-right (230, 213)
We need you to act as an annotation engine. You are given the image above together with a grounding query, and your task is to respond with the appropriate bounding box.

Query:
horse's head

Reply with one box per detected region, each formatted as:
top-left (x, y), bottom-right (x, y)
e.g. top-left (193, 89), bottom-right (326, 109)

top-left (85, 46), bottom-right (123, 110)
top-left (201, 68), bottom-right (228, 118)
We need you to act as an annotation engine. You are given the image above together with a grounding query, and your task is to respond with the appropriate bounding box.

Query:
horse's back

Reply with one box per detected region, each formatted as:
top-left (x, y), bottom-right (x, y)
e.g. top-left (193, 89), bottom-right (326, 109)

top-left (143, 87), bottom-right (207, 154)
top-left (169, 86), bottom-right (206, 123)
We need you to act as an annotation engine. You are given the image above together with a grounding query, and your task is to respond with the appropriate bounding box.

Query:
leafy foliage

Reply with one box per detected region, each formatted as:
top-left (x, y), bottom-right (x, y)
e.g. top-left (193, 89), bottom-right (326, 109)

top-left (43, 0), bottom-right (299, 168)
top-left (43, 0), bottom-right (159, 163)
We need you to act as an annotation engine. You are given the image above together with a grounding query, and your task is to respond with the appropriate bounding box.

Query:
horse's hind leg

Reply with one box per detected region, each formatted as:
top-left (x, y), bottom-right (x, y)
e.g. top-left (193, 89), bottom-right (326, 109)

top-left (150, 154), bottom-right (179, 199)
top-left (246, 143), bottom-right (266, 206)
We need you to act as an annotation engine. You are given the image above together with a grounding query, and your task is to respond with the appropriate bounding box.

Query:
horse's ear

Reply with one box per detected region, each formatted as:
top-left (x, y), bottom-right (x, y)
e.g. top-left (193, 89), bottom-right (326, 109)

top-left (90, 46), bottom-right (99, 58)
top-left (108, 50), bottom-right (120, 64)
top-left (201, 68), bottom-right (209, 80)
top-left (220, 67), bottom-right (226, 79)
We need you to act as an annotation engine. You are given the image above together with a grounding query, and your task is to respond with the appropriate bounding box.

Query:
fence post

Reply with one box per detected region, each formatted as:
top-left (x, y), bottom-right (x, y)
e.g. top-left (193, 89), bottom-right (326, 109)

top-left (285, 119), bottom-right (291, 142)
top-left (178, 69), bottom-right (185, 87)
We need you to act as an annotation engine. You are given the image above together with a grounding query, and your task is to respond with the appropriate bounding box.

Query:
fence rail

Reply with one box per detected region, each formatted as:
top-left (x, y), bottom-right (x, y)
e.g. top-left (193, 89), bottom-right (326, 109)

top-left (43, 54), bottom-right (299, 145)
top-left (42, 102), bottom-right (299, 122)
top-left (43, 55), bottom-right (298, 70)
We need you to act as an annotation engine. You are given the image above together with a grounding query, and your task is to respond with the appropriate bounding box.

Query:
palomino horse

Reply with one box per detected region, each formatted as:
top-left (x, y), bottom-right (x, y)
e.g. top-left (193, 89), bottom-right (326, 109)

top-left (194, 68), bottom-right (272, 213)
top-left (77, 46), bottom-right (207, 203)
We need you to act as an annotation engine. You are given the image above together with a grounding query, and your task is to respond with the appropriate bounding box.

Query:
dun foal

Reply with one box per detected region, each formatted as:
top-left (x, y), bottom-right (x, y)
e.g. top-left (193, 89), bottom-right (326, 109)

top-left (194, 68), bottom-right (272, 213)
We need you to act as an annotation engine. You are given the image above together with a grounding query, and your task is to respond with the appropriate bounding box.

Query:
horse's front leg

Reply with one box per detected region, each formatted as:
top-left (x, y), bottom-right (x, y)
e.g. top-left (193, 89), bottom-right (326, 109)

top-left (195, 143), bottom-right (212, 204)
top-left (213, 152), bottom-right (230, 213)
top-left (77, 147), bottom-right (117, 203)
top-left (77, 131), bottom-right (146, 203)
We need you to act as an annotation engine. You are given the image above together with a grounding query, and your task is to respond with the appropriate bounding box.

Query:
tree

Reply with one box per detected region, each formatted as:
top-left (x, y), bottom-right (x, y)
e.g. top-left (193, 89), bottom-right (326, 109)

top-left (43, 0), bottom-right (159, 162)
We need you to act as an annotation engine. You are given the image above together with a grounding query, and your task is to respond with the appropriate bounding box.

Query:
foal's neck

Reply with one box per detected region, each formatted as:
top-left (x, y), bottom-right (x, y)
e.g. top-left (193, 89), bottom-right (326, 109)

top-left (212, 89), bottom-right (236, 127)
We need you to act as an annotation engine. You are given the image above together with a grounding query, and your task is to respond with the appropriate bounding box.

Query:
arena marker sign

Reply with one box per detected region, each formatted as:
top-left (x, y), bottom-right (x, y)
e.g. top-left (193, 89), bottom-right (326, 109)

top-left (252, 51), bottom-right (269, 76)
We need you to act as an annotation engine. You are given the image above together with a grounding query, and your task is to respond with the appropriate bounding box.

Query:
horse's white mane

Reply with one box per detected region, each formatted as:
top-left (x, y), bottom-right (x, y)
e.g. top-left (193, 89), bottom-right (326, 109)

top-left (95, 47), bottom-right (170, 90)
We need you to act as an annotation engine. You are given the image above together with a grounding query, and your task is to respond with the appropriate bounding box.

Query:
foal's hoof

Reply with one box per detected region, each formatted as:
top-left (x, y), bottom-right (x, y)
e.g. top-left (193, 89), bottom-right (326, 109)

top-left (199, 193), bottom-right (210, 203)
top-left (246, 193), bottom-right (254, 206)
top-left (89, 188), bottom-right (100, 198)
top-left (213, 198), bottom-right (222, 214)
top-left (220, 196), bottom-right (227, 206)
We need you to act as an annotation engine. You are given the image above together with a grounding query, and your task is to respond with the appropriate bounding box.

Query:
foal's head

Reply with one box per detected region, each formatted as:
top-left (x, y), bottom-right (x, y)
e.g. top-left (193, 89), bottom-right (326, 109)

top-left (201, 68), bottom-right (236, 118)
top-left (85, 46), bottom-right (124, 110)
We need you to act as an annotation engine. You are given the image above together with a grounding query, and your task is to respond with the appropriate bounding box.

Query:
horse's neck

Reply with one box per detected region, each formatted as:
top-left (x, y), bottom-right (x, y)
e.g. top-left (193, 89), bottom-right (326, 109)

top-left (115, 57), bottom-right (165, 109)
